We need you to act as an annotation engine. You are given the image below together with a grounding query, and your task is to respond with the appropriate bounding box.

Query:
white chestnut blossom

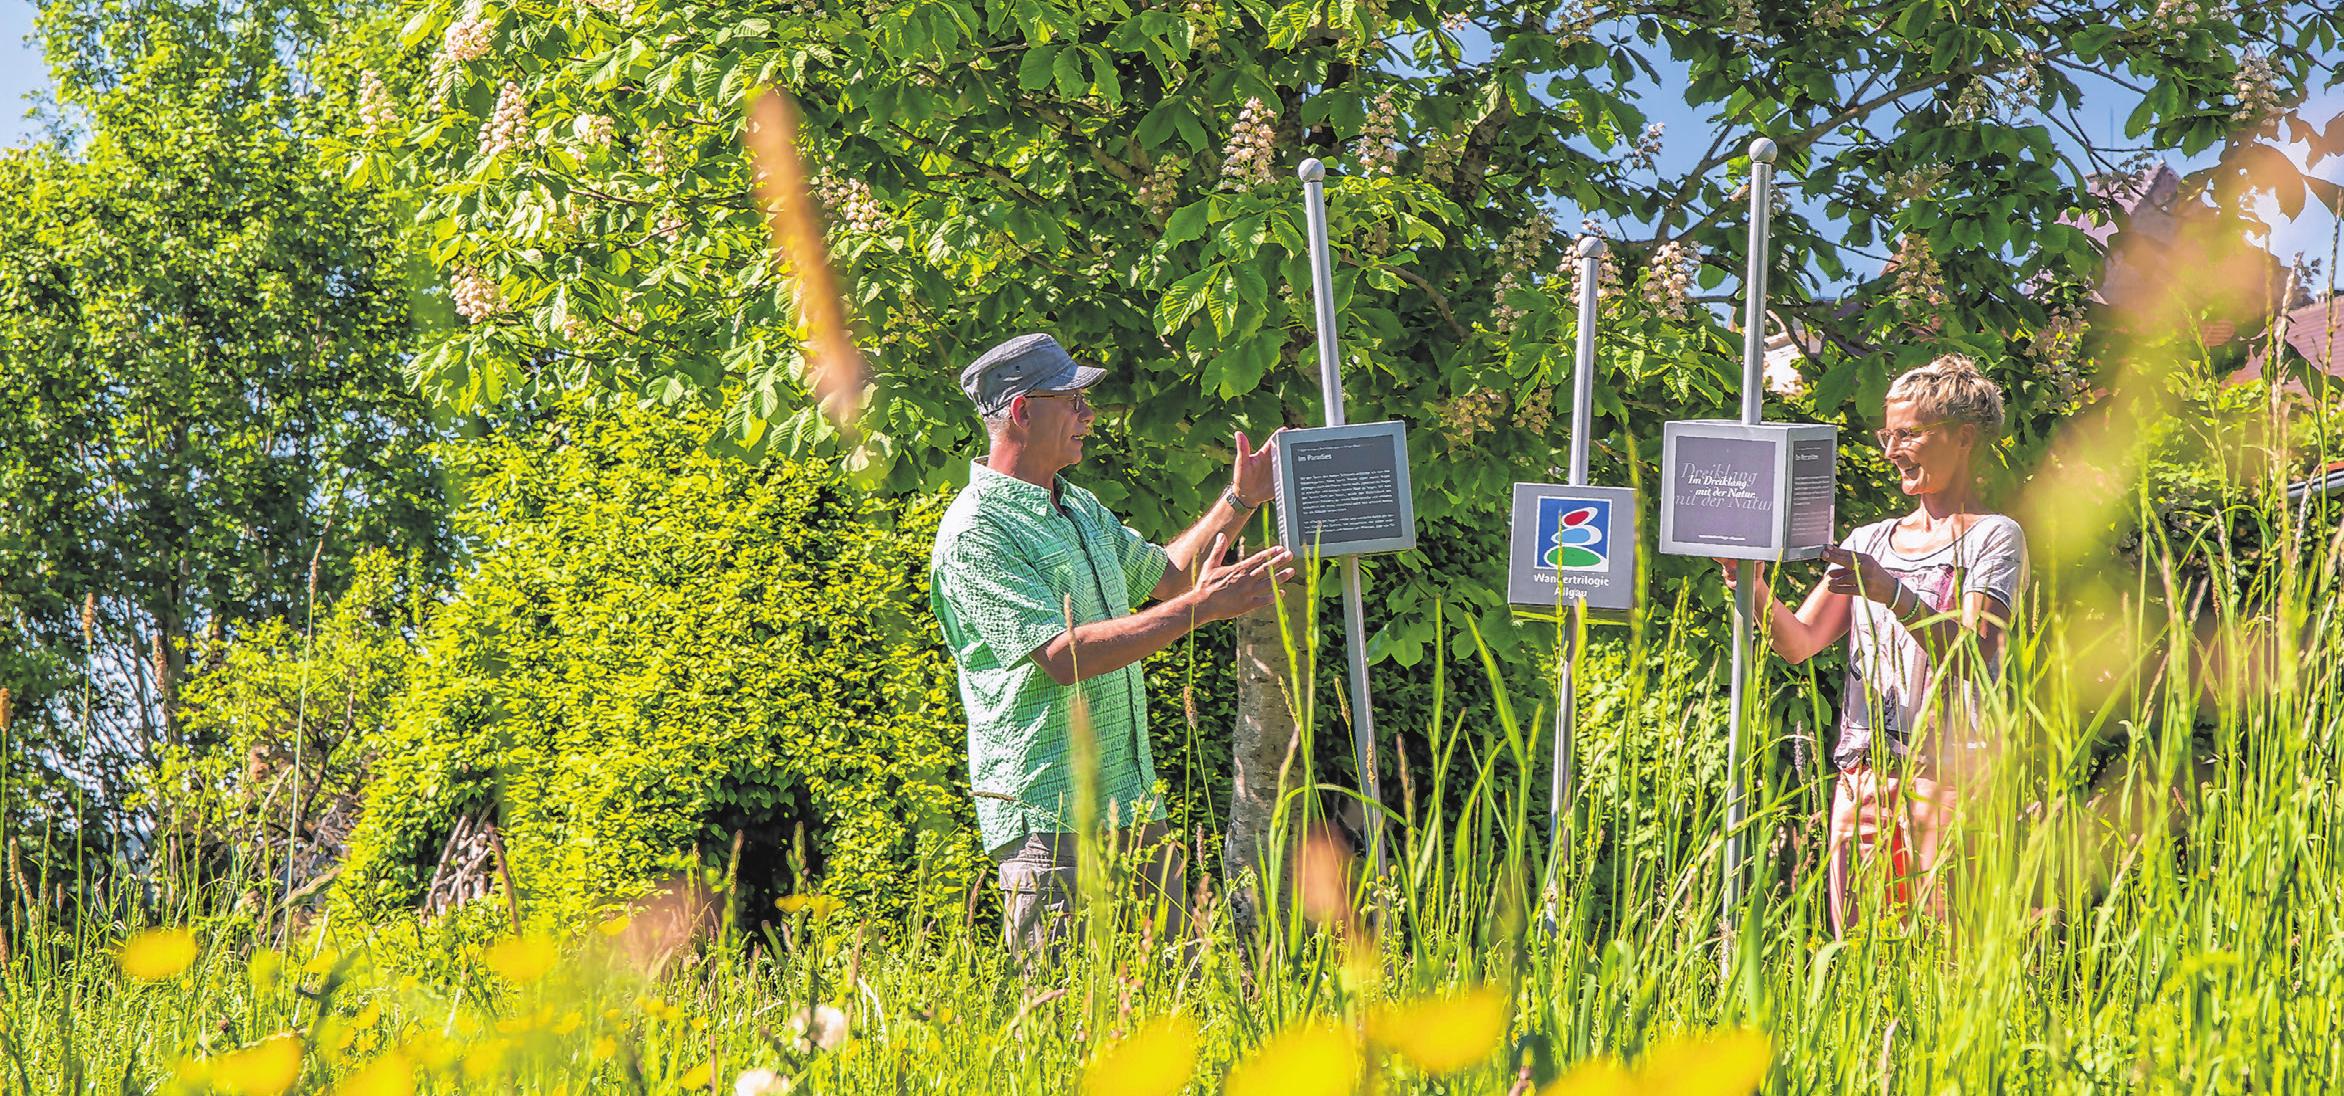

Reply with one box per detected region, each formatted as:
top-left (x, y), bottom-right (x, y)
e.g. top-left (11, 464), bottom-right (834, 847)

top-left (2233, 49), bottom-right (2284, 127)
top-left (1219, 98), bottom-right (1278, 191)
top-left (478, 80), bottom-right (529, 158)
top-left (572, 113), bottom-right (615, 149)
top-left (1136, 156), bottom-right (1184, 223)
top-left (1642, 239), bottom-right (1696, 321)
top-left (815, 174), bottom-right (888, 234)
top-left (357, 70), bottom-right (399, 133)
top-left (441, 13), bottom-right (492, 64)
top-left (450, 266), bottom-right (502, 323)
top-left (1356, 91), bottom-right (1400, 177)
top-left (1489, 214), bottom-right (1553, 339)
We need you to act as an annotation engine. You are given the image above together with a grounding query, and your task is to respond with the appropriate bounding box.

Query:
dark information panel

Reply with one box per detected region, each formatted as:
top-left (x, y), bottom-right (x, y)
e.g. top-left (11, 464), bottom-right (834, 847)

top-left (1274, 421), bottom-right (1418, 557)
top-left (1788, 437), bottom-right (1838, 549)
top-left (1667, 435), bottom-right (1776, 550)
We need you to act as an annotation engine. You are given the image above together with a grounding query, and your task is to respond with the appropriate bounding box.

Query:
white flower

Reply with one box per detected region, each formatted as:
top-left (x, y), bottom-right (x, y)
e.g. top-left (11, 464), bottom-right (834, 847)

top-left (1488, 213), bottom-right (1553, 339)
top-left (1628, 122), bottom-right (1664, 170)
top-left (1642, 239), bottom-right (1696, 321)
top-left (1218, 98), bottom-right (1279, 191)
top-left (787, 1004), bottom-right (849, 1053)
top-left (1356, 90), bottom-right (1400, 176)
top-left (357, 70), bottom-right (399, 133)
top-left (1136, 156), bottom-right (1184, 223)
top-left (572, 113), bottom-right (614, 148)
top-left (478, 80), bottom-right (529, 158)
top-left (441, 14), bottom-right (492, 64)
top-left (1891, 233), bottom-right (1947, 310)
top-left (734, 1068), bottom-right (792, 1096)
top-left (450, 266), bottom-right (502, 323)
top-left (814, 175), bottom-right (888, 234)
top-left (643, 129), bottom-right (673, 175)
top-left (2233, 48), bottom-right (2283, 128)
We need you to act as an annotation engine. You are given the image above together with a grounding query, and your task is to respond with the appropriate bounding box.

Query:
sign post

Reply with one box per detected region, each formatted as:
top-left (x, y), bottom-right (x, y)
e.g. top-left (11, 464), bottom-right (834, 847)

top-left (1728, 138), bottom-right (1775, 972)
top-left (1503, 236), bottom-right (1639, 924)
top-left (1297, 158), bottom-right (1389, 873)
top-left (1657, 139), bottom-right (1846, 973)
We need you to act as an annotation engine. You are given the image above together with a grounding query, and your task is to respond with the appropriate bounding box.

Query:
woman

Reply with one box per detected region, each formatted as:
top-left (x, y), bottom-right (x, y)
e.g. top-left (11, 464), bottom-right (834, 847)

top-left (1724, 354), bottom-right (2027, 933)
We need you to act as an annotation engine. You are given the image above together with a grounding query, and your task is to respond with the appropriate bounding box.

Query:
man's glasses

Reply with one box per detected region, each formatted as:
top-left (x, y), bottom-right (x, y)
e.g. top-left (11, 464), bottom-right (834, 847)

top-left (1024, 390), bottom-right (1091, 413)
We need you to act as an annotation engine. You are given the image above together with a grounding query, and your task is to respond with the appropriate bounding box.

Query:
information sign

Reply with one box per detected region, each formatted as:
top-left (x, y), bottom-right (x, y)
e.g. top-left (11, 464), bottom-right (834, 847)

top-left (1273, 421), bottom-right (1417, 557)
top-left (1658, 420), bottom-right (1838, 561)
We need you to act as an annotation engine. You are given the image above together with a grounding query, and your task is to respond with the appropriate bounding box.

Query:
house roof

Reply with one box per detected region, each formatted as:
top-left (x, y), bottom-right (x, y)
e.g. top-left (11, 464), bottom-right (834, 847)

top-left (2230, 292), bottom-right (2344, 385)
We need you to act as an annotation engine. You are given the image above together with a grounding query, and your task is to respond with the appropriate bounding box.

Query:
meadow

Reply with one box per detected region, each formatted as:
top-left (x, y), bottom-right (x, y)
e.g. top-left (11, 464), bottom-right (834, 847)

top-left (4, 444), bottom-right (2338, 1096)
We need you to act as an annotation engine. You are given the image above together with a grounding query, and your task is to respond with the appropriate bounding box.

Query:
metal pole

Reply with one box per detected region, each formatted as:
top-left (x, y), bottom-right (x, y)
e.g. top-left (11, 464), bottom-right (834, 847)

top-left (1723, 137), bottom-right (1777, 971)
top-left (1298, 159), bottom-right (1384, 873)
top-left (1550, 235), bottom-right (1605, 865)
top-left (1540, 234), bottom-right (1607, 933)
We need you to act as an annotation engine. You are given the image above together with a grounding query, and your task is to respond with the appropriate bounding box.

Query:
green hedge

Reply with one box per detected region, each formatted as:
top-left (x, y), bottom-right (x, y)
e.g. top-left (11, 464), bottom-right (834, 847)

top-left (336, 402), bottom-right (986, 928)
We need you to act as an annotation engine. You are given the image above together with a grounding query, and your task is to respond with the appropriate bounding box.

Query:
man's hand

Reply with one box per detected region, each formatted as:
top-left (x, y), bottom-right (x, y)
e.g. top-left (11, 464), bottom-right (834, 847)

top-left (1190, 535), bottom-right (1295, 622)
top-left (1230, 429), bottom-right (1280, 508)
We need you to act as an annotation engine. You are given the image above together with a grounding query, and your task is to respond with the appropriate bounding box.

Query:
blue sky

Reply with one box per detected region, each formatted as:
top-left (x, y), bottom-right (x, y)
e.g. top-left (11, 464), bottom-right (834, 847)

top-left (0, 2), bottom-right (2335, 285)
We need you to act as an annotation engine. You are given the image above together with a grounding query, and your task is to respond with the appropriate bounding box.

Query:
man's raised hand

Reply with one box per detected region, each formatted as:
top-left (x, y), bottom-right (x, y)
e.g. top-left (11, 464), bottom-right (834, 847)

top-left (1231, 429), bottom-right (1281, 507)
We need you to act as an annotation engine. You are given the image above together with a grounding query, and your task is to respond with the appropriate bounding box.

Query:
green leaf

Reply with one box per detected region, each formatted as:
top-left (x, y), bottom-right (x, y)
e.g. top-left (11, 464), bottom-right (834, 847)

top-left (1265, 1), bottom-right (1314, 49)
top-left (1156, 267), bottom-right (1215, 332)
top-left (1018, 45), bottom-right (1058, 93)
top-left (1052, 48), bottom-right (1085, 99)
top-left (1163, 200), bottom-right (1213, 248)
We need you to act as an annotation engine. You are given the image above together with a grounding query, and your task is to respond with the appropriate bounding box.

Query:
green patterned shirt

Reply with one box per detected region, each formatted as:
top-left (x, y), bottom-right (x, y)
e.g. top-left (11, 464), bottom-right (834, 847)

top-left (929, 459), bottom-right (1172, 857)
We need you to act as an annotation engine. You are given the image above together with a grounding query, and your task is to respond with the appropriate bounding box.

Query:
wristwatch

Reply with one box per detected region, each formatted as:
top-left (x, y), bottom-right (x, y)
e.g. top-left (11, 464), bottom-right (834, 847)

top-left (1222, 486), bottom-right (1260, 511)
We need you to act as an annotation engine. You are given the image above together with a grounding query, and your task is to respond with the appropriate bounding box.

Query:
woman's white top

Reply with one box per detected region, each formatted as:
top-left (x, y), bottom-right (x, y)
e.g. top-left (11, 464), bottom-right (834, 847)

top-left (1832, 513), bottom-right (2028, 771)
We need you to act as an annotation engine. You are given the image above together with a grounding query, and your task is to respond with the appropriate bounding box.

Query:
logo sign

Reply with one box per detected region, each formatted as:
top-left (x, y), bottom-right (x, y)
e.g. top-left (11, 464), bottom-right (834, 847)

top-left (1534, 496), bottom-right (1612, 571)
top-left (1508, 483), bottom-right (1636, 619)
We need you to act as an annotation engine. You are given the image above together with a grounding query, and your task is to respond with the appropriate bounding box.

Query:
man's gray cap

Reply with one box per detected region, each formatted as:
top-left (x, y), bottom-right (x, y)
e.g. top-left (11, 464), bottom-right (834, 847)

top-left (960, 333), bottom-right (1105, 416)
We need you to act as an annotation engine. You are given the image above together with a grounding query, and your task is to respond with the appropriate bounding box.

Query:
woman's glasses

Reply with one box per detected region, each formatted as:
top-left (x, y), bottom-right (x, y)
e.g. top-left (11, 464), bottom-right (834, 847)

top-left (1874, 422), bottom-right (1947, 449)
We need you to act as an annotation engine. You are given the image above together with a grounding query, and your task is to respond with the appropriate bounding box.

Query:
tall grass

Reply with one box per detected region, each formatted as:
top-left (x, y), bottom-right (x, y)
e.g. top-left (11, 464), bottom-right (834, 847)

top-left (6, 427), bottom-right (2344, 1094)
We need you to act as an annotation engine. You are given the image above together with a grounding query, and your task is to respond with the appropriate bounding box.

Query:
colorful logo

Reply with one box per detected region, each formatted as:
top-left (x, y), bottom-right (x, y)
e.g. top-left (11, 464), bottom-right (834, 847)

top-left (1535, 496), bottom-right (1611, 571)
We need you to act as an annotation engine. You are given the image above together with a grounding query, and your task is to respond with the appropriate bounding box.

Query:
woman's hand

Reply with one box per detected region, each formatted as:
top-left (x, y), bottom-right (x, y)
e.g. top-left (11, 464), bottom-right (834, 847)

top-left (1819, 545), bottom-right (1902, 606)
top-left (1715, 558), bottom-right (1768, 602)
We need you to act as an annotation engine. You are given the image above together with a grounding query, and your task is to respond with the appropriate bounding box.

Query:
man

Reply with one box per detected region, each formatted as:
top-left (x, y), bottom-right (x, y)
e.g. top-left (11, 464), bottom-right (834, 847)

top-left (929, 332), bottom-right (1293, 957)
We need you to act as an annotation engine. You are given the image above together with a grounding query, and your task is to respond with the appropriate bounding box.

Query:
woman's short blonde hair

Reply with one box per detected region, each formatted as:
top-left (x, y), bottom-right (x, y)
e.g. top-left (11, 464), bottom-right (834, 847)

top-left (1887, 353), bottom-right (2005, 437)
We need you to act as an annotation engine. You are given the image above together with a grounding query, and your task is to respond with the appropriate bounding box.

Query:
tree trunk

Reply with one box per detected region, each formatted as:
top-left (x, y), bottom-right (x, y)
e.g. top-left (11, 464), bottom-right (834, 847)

top-left (1223, 581), bottom-right (1304, 942)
